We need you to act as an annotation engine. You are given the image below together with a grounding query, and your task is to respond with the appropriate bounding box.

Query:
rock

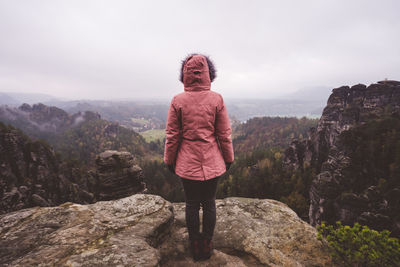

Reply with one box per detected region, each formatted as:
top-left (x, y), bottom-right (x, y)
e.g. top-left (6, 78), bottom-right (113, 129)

top-left (94, 150), bottom-right (146, 201)
top-left (284, 81), bottom-right (400, 236)
top-left (161, 198), bottom-right (332, 267)
top-left (0, 195), bottom-right (333, 267)
top-left (377, 80), bottom-right (400, 86)
top-left (0, 123), bottom-right (96, 214)
top-left (0, 120), bottom-right (147, 214)
top-left (31, 194), bottom-right (49, 207)
top-left (96, 150), bottom-right (135, 171)
top-left (0, 194), bottom-right (173, 267)
top-left (18, 185), bottom-right (28, 195)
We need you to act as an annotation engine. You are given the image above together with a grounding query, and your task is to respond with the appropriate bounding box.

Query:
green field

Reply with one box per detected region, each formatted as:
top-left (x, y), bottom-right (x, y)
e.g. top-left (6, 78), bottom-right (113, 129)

top-left (140, 129), bottom-right (165, 143)
top-left (130, 117), bottom-right (150, 125)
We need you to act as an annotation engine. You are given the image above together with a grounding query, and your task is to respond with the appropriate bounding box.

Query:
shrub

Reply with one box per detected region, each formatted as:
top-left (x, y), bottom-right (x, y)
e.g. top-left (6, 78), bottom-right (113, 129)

top-left (317, 221), bottom-right (400, 266)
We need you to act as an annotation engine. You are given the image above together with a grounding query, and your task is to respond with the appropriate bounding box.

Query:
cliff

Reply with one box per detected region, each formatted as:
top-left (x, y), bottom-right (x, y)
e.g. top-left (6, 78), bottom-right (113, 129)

top-left (0, 194), bottom-right (332, 266)
top-left (0, 122), bottom-right (145, 214)
top-left (0, 122), bottom-right (92, 214)
top-left (285, 80), bottom-right (400, 236)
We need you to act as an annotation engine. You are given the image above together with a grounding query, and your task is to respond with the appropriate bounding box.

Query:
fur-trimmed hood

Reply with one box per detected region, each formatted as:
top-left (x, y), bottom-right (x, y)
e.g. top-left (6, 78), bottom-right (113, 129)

top-left (179, 54), bottom-right (217, 91)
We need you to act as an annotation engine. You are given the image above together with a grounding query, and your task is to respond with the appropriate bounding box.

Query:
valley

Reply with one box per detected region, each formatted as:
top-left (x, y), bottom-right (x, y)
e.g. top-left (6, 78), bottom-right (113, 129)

top-left (1, 81), bottom-right (400, 238)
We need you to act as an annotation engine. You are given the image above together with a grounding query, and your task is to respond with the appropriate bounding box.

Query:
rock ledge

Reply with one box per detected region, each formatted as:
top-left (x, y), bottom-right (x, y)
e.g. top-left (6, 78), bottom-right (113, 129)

top-left (0, 195), bottom-right (332, 266)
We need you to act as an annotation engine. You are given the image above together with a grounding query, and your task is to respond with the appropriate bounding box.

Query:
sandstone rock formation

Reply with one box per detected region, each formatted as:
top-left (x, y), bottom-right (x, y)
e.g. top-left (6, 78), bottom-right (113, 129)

top-left (0, 122), bottom-right (94, 214)
top-left (163, 197), bottom-right (332, 266)
top-left (285, 81), bottom-right (400, 236)
top-left (0, 194), bottom-right (332, 267)
top-left (94, 150), bottom-right (146, 200)
top-left (0, 194), bottom-right (173, 266)
top-left (0, 123), bottom-right (146, 214)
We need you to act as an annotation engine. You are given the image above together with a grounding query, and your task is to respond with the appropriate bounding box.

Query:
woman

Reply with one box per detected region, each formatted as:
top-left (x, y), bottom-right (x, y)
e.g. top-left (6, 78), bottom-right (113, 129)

top-left (164, 54), bottom-right (234, 261)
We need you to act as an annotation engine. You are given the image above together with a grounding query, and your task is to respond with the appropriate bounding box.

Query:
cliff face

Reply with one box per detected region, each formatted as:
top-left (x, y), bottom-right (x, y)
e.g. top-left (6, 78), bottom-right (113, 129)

top-left (0, 123), bottom-right (93, 214)
top-left (285, 80), bottom-right (400, 236)
top-left (0, 122), bottom-right (145, 214)
top-left (0, 194), bottom-right (332, 267)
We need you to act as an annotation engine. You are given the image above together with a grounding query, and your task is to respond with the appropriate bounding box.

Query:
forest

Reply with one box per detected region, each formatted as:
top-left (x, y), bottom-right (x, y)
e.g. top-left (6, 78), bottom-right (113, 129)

top-left (141, 116), bottom-right (319, 220)
top-left (8, 111), bottom-right (318, 220)
top-left (2, 102), bottom-right (400, 225)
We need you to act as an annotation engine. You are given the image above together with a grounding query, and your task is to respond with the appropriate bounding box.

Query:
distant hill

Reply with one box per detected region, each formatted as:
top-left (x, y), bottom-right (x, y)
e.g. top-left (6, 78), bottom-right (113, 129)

top-left (0, 86), bottom-right (331, 124)
top-left (0, 103), bottom-right (90, 139)
top-left (0, 92), bottom-right (58, 105)
top-left (233, 116), bottom-right (318, 154)
top-left (46, 100), bottom-right (168, 132)
top-left (0, 93), bottom-right (19, 106)
top-left (226, 98), bottom-right (323, 121)
top-left (225, 86), bottom-right (332, 121)
top-left (0, 103), bottom-right (150, 165)
top-left (283, 86), bottom-right (332, 102)
top-left (45, 94), bottom-right (325, 129)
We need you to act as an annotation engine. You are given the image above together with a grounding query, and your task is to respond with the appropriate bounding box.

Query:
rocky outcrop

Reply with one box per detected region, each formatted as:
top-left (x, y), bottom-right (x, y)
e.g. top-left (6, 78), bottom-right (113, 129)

top-left (0, 194), bottom-right (173, 267)
top-left (164, 198), bottom-right (332, 266)
top-left (94, 150), bottom-right (146, 200)
top-left (0, 122), bottom-right (94, 214)
top-left (0, 194), bottom-right (332, 266)
top-left (285, 81), bottom-right (400, 236)
top-left (0, 122), bottom-right (146, 214)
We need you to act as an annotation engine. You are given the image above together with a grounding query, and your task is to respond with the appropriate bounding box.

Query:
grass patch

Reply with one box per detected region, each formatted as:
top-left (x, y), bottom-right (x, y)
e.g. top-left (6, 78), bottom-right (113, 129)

top-left (130, 117), bottom-right (150, 125)
top-left (140, 129), bottom-right (165, 143)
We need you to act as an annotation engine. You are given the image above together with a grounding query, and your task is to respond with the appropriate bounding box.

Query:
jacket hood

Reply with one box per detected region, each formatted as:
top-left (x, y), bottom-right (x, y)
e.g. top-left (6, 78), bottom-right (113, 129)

top-left (180, 54), bottom-right (216, 91)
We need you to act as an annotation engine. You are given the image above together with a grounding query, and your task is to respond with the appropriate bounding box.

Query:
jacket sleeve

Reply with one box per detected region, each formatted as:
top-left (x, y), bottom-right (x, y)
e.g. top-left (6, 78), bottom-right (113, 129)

top-left (215, 96), bottom-right (234, 163)
top-left (164, 97), bottom-right (181, 165)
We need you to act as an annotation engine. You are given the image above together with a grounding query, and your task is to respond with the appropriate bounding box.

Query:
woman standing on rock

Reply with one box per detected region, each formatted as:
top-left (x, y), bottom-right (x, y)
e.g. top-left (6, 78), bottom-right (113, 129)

top-left (164, 54), bottom-right (234, 261)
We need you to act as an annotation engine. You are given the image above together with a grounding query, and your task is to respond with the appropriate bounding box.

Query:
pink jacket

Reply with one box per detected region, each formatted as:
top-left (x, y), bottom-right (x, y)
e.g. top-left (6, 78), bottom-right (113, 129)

top-left (164, 55), bottom-right (234, 180)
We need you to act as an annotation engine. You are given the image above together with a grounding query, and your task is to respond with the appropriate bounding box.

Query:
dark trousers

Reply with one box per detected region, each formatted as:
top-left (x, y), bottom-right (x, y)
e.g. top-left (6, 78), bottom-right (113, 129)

top-left (180, 176), bottom-right (219, 241)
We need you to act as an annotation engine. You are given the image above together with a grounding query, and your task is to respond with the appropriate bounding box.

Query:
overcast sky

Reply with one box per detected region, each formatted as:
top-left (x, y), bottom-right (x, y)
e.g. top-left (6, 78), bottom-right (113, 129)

top-left (0, 0), bottom-right (399, 100)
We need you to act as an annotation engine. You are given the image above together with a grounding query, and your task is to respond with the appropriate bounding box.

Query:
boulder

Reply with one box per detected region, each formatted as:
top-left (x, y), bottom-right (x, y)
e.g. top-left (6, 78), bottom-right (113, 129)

top-left (0, 194), bottom-right (173, 267)
top-left (94, 150), bottom-right (146, 200)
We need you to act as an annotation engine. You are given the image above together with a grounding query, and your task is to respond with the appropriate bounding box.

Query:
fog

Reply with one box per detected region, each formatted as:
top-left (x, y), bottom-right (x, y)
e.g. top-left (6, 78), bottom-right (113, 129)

top-left (0, 0), bottom-right (399, 100)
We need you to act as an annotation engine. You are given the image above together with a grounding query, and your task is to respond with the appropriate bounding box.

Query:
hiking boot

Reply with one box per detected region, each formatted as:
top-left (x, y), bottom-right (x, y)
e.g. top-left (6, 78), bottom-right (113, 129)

top-left (201, 238), bottom-right (213, 260)
top-left (189, 239), bottom-right (202, 261)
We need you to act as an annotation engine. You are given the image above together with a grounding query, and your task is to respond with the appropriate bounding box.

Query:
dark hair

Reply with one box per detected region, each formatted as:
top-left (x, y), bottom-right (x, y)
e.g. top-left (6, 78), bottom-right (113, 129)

top-left (179, 53), bottom-right (217, 83)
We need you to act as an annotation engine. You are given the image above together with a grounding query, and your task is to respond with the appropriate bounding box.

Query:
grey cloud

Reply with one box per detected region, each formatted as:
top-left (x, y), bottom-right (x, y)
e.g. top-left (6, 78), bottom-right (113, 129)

top-left (0, 0), bottom-right (399, 100)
